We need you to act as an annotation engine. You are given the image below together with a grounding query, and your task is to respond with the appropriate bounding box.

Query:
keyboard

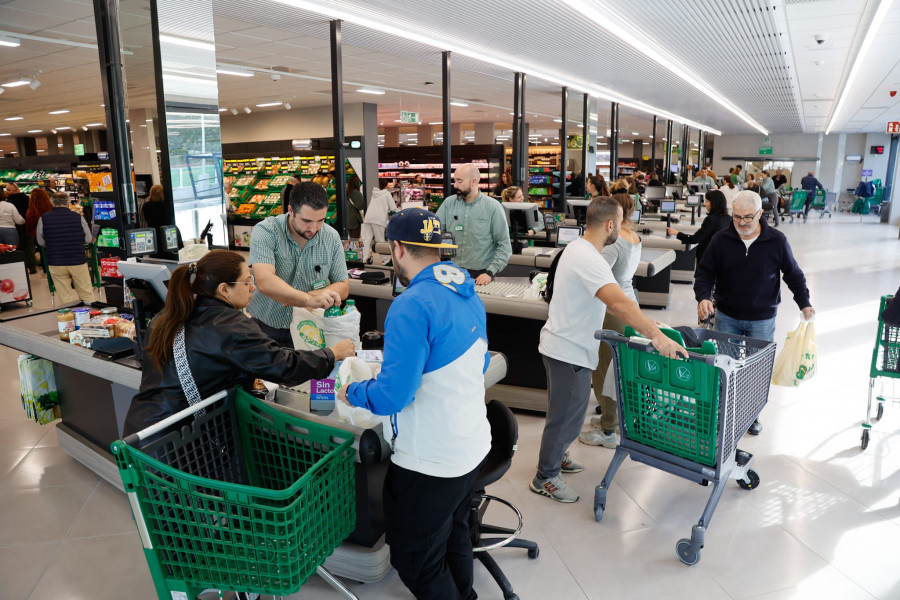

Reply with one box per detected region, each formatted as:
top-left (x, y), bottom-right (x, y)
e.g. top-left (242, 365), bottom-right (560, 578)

top-left (475, 281), bottom-right (529, 298)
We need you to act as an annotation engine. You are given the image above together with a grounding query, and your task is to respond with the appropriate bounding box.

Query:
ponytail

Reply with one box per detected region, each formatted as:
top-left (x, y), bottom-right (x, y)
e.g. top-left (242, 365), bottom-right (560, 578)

top-left (143, 250), bottom-right (245, 370)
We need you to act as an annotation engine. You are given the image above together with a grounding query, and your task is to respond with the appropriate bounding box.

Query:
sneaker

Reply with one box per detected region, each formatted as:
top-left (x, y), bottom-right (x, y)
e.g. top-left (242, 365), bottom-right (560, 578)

top-left (579, 429), bottom-right (618, 448)
top-left (560, 450), bottom-right (584, 473)
top-left (530, 475), bottom-right (579, 503)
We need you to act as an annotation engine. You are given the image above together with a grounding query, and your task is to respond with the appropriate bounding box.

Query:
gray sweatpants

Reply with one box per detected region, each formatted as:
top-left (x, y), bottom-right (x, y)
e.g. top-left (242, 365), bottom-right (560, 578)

top-left (536, 354), bottom-right (593, 479)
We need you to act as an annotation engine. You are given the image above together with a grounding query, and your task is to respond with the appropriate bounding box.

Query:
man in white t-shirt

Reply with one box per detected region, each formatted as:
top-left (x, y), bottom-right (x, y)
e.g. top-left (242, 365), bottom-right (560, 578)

top-left (532, 197), bottom-right (689, 503)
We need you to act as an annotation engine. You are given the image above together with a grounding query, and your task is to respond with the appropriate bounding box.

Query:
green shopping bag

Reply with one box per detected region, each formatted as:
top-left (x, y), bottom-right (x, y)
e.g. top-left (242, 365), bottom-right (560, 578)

top-left (771, 321), bottom-right (817, 387)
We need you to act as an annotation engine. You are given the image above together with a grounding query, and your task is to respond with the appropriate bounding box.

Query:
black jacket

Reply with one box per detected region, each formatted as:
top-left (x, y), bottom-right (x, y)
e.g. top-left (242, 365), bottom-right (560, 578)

top-left (694, 219), bottom-right (811, 321)
top-left (675, 213), bottom-right (731, 264)
top-left (7, 192), bottom-right (28, 219)
top-left (124, 296), bottom-right (335, 435)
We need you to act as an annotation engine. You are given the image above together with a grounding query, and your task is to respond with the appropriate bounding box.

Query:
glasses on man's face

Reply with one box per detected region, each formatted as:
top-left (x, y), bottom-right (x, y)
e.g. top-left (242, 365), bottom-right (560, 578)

top-left (732, 211), bottom-right (759, 224)
top-left (230, 274), bottom-right (255, 286)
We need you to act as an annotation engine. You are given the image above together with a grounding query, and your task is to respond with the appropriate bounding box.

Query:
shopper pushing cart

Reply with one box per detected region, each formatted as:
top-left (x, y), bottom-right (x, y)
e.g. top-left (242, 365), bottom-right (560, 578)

top-left (593, 326), bottom-right (777, 565)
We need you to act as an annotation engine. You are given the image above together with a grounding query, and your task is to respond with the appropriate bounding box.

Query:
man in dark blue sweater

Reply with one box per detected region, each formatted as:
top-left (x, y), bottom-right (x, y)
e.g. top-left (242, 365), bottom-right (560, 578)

top-left (695, 190), bottom-right (815, 435)
top-left (800, 171), bottom-right (824, 221)
top-left (36, 192), bottom-right (94, 304)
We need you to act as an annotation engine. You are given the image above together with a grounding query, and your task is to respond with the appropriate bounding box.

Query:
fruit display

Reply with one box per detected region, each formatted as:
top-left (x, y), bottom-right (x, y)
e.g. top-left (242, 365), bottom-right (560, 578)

top-left (269, 175), bottom-right (292, 188)
top-left (233, 175), bottom-right (257, 187)
top-left (0, 244), bottom-right (18, 252)
top-left (235, 203), bottom-right (256, 215)
top-left (253, 179), bottom-right (270, 191)
top-left (262, 192), bottom-right (281, 205)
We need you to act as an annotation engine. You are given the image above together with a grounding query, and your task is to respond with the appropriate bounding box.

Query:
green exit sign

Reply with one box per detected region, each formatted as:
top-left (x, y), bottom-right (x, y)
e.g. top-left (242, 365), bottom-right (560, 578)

top-left (400, 111), bottom-right (419, 124)
top-left (74, 144), bottom-right (85, 156)
top-left (759, 146), bottom-right (773, 155)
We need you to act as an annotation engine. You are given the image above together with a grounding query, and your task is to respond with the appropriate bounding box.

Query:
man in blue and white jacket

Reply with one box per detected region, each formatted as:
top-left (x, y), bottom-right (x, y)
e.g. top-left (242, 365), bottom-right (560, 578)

top-left (341, 207), bottom-right (490, 600)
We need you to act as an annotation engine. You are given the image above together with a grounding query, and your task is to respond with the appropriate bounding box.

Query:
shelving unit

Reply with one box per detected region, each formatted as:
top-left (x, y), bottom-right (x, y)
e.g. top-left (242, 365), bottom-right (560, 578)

top-left (617, 160), bottom-right (637, 177)
top-left (378, 145), bottom-right (504, 201)
top-left (504, 146), bottom-right (564, 210)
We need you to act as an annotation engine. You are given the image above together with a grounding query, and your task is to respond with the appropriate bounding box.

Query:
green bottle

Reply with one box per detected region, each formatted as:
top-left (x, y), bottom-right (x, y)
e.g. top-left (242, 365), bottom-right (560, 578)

top-left (324, 305), bottom-right (343, 318)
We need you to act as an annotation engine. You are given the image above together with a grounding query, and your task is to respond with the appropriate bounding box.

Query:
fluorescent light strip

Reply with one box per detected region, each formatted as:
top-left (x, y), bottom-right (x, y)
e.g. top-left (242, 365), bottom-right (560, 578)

top-left (357, 87), bottom-right (385, 95)
top-left (255, 101), bottom-right (283, 107)
top-left (85, 123), bottom-right (103, 127)
top-left (0, 36), bottom-right (20, 47)
top-left (159, 34), bottom-right (215, 52)
top-left (49, 109), bottom-right (69, 114)
top-left (4, 116), bottom-right (23, 121)
top-left (2, 78), bottom-right (31, 88)
top-left (267, 0), bottom-right (724, 135)
top-left (216, 66), bottom-right (254, 77)
top-left (826, 0), bottom-right (895, 134)
top-left (563, 0), bottom-right (763, 135)
top-left (28, 129), bottom-right (42, 133)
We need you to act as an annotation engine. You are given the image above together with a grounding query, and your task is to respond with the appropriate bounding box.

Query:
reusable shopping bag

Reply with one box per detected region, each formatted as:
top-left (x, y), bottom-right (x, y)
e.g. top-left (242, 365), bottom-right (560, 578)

top-left (18, 355), bottom-right (60, 424)
top-left (332, 357), bottom-right (385, 429)
top-left (290, 307), bottom-right (361, 351)
top-left (771, 320), bottom-right (817, 387)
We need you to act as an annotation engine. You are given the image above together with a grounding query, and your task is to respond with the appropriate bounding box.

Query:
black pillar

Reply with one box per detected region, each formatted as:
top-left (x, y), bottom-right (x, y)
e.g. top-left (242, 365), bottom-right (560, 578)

top-left (442, 51), bottom-right (452, 199)
top-left (681, 124), bottom-right (690, 185)
top-left (330, 20), bottom-right (347, 239)
top-left (16, 137), bottom-right (37, 157)
top-left (664, 120), bottom-right (674, 182)
top-left (609, 102), bottom-right (619, 180)
top-left (651, 116), bottom-right (658, 176)
top-left (512, 72), bottom-right (527, 189)
top-left (581, 94), bottom-right (589, 184)
top-left (558, 86), bottom-right (567, 212)
top-left (93, 0), bottom-right (136, 225)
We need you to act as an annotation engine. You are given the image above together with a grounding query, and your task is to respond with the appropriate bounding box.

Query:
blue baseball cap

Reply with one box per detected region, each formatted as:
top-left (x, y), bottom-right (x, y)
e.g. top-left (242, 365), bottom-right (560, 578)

top-left (386, 208), bottom-right (457, 248)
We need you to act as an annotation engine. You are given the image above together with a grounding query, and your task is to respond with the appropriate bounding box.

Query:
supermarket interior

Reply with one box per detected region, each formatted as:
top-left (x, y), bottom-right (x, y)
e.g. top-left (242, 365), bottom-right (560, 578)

top-left (1, 0), bottom-right (900, 599)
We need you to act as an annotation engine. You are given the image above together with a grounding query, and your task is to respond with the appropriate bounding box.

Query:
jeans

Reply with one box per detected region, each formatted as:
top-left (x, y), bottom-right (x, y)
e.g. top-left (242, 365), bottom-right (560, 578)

top-left (714, 310), bottom-right (776, 343)
top-left (0, 227), bottom-right (19, 245)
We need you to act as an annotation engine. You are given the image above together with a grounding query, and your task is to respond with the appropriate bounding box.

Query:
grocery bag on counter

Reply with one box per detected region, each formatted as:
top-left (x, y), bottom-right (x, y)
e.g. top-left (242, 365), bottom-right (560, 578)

top-left (290, 307), bottom-right (361, 351)
top-left (17, 355), bottom-right (60, 424)
top-left (332, 357), bottom-right (385, 429)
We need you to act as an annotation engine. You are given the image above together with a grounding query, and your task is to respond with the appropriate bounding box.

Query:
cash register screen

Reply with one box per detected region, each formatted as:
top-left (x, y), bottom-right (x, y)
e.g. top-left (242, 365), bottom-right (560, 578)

top-left (127, 228), bottom-right (157, 257)
top-left (556, 225), bottom-right (582, 247)
top-left (686, 195), bottom-right (702, 206)
top-left (659, 200), bottom-right (677, 214)
top-left (159, 225), bottom-right (179, 252)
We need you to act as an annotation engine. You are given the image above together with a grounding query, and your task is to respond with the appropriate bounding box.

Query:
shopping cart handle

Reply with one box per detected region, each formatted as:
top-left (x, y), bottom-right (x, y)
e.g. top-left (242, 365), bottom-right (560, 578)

top-left (595, 329), bottom-right (717, 365)
top-left (121, 389), bottom-right (229, 446)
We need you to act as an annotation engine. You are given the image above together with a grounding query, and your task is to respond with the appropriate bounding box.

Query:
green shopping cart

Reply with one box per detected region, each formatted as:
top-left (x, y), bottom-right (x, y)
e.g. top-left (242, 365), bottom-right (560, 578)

top-left (111, 388), bottom-right (358, 599)
top-left (593, 327), bottom-right (776, 565)
top-left (861, 295), bottom-right (900, 450)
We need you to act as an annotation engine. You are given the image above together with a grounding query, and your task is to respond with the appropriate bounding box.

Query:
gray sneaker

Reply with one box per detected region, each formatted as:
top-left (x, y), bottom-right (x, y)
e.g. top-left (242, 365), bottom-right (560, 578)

top-left (579, 429), bottom-right (619, 448)
top-left (560, 450), bottom-right (584, 473)
top-left (530, 475), bottom-right (580, 503)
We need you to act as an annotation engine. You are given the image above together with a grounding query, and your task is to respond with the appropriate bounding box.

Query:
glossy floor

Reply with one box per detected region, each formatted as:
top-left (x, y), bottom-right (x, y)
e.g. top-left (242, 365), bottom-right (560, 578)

top-left (1, 213), bottom-right (899, 600)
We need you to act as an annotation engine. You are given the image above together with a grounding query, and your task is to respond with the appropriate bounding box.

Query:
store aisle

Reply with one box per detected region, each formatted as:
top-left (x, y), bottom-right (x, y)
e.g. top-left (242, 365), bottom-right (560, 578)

top-left (1, 214), bottom-right (899, 600)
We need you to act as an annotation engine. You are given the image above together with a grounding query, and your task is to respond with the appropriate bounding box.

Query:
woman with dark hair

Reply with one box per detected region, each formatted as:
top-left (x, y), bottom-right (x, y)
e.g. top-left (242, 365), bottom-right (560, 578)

top-left (123, 249), bottom-right (355, 435)
top-left (667, 189), bottom-right (732, 267)
top-left (346, 174), bottom-right (365, 238)
top-left (580, 192), bottom-right (642, 448)
top-left (492, 171), bottom-right (512, 196)
top-left (587, 174), bottom-right (610, 198)
top-left (25, 188), bottom-right (53, 273)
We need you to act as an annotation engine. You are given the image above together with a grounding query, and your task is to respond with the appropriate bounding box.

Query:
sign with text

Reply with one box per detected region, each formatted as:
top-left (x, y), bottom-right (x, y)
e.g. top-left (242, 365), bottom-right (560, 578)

top-left (862, 169), bottom-right (873, 177)
top-left (400, 111), bottom-right (419, 124)
top-left (887, 121), bottom-right (900, 134)
top-left (759, 146), bottom-right (773, 155)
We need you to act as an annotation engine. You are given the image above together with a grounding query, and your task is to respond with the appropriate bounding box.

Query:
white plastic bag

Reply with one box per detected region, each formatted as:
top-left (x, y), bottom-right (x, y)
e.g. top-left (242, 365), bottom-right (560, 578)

top-left (290, 307), bottom-right (361, 351)
top-left (771, 320), bottom-right (817, 387)
top-left (525, 273), bottom-right (548, 300)
top-left (331, 357), bottom-right (384, 428)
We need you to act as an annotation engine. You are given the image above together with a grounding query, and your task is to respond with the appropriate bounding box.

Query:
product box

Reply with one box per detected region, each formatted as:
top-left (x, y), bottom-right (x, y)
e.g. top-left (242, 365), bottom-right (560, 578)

top-left (17, 355), bottom-right (60, 424)
top-left (310, 361), bottom-right (341, 410)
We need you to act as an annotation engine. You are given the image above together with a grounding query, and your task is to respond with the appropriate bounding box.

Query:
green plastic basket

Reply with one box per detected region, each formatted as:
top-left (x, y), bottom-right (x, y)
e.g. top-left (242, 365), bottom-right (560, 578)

top-left (871, 295), bottom-right (900, 379)
top-left (616, 337), bottom-right (722, 466)
top-left (112, 389), bottom-right (356, 599)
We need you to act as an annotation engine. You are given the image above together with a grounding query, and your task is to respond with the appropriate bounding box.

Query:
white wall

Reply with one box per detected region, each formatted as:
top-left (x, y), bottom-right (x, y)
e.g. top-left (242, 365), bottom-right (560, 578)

top-left (863, 133), bottom-right (891, 184)
top-left (219, 103), bottom-right (370, 143)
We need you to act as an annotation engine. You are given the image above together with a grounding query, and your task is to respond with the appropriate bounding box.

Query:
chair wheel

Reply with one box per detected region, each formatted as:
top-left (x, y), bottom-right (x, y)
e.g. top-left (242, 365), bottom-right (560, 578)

top-left (528, 547), bottom-right (539, 559)
top-left (737, 469), bottom-right (760, 490)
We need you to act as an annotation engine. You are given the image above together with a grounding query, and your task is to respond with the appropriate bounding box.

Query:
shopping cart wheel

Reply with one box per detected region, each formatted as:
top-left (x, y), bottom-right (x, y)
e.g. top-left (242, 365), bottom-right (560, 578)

top-left (594, 485), bottom-right (607, 522)
top-left (737, 469), bottom-right (760, 490)
top-left (861, 429), bottom-right (870, 450)
top-left (675, 539), bottom-right (701, 566)
top-left (876, 403), bottom-right (884, 421)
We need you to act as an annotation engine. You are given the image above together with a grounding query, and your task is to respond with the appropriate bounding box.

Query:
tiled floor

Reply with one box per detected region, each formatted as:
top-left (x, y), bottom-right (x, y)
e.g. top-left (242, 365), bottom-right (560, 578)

top-left (2, 212), bottom-right (900, 599)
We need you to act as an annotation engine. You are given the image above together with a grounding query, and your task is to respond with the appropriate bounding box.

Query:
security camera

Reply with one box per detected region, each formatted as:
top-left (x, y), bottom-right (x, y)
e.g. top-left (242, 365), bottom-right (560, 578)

top-left (814, 34), bottom-right (826, 45)
top-left (270, 73), bottom-right (281, 82)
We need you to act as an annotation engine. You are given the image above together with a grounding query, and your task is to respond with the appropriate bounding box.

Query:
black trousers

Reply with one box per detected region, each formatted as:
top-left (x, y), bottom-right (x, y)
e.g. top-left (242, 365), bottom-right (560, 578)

top-left (384, 460), bottom-right (483, 600)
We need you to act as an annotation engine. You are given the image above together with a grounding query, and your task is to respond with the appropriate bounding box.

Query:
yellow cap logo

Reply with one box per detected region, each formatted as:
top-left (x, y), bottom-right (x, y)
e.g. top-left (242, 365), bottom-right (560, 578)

top-left (420, 217), bottom-right (440, 241)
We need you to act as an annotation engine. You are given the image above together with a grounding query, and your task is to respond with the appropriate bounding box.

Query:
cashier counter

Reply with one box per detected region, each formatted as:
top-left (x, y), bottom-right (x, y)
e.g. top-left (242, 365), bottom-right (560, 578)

top-left (0, 305), bottom-right (509, 584)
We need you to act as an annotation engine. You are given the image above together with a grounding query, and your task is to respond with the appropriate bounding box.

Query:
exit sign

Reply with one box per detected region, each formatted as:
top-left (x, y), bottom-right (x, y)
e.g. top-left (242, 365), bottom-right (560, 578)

top-left (400, 111), bottom-right (419, 124)
top-left (759, 146), bottom-right (773, 155)
top-left (887, 121), bottom-right (900, 134)
top-left (74, 144), bottom-right (85, 156)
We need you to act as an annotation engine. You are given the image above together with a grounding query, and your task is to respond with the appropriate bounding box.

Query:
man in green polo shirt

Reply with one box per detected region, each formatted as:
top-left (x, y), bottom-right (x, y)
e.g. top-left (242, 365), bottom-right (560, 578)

top-left (249, 181), bottom-right (349, 346)
top-left (436, 163), bottom-right (512, 285)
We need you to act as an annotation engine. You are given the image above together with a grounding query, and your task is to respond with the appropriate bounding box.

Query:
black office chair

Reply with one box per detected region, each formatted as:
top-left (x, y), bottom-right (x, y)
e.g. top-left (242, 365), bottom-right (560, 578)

top-left (470, 400), bottom-right (539, 600)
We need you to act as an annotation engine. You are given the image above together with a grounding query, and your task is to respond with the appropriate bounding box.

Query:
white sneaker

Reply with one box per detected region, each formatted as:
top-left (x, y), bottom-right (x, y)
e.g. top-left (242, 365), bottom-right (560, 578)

top-left (578, 429), bottom-right (618, 448)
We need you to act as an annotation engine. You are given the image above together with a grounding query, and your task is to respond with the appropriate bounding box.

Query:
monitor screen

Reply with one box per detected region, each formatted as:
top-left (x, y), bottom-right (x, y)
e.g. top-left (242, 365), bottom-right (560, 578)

top-left (159, 225), bottom-right (179, 252)
top-left (660, 200), bottom-right (677, 214)
top-left (501, 202), bottom-right (542, 232)
top-left (670, 165), bottom-right (679, 173)
top-left (644, 187), bottom-right (666, 200)
top-left (116, 261), bottom-right (170, 301)
top-left (134, 180), bottom-right (149, 197)
top-left (630, 209), bottom-right (641, 223)
top-left (556, 225), bottom-right (582, 247)
top-left (686, 195), bottom-right (702, 206)
top-left (565, 199), bottom-right (590, 225)
top-left (126, 228), bottom-right (157, 257)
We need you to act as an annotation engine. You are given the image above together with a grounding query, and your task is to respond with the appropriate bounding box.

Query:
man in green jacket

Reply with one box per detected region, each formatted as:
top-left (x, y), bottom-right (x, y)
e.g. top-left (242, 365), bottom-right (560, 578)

top-left (436, 163), bottom-right (512, 285)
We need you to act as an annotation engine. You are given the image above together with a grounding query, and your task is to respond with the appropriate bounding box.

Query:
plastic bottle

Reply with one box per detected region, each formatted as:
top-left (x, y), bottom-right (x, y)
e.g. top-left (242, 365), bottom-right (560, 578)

top-left (324, 305), bottom-right (343, 318)
top-left (343, 299), bottom-right (358, 314)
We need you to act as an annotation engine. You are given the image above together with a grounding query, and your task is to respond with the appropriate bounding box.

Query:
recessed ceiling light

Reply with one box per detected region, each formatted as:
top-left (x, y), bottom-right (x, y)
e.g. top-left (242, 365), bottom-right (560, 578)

top-left (553, 118), bottom-right (563, 123)
top-left (0, 36), bottom-right (21, 47)
top-left (450, 100), bottom-right (469, 107)
top-left (218, 108), bottom-right (228, 112)
top-left (4, 116), bottom-right (23, 121)
top-left (255, 101), bottom-right (283, 107)
top-left (242, 106), bottom-right (251, 114)
top-left (631, 131), bottom-right (640, 135)
top-left (356, 87), bottom-right (385, 95)
top-left (0, 133), bottom-right (11, 136)
top-left (28, 129), bottom-right (42, 133)
top-left (49, 109), bottom-right (69, 115)
top-left (428, 122), bottom-right (443, 125)
top-left (85, 123), bottom-right (103, 127)
top-left (55, 126), bottom-right (71, 130)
